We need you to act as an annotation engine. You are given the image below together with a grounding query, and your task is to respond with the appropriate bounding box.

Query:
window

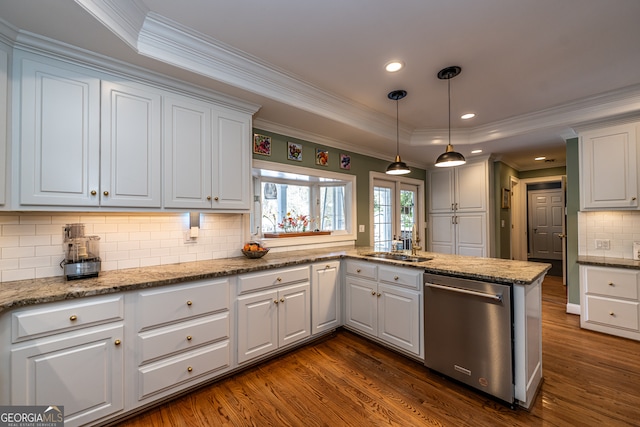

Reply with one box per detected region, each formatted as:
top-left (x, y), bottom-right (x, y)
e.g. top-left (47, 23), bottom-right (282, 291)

top-left (252, 160), bottom-right (356, 247)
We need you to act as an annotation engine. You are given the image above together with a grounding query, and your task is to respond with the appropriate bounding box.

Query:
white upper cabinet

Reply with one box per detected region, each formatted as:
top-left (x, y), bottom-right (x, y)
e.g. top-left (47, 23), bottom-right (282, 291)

top-left (0, 44), bottom-right (9, 206)
top-left (164, 95), bottom-right (212, 209)
top-left (428, 161), bottom-right (487, 213)
top-left (579, 123), bottom-right (639, 210)
top-left (428, 168), bottom-right (454, 213)
top-left (211, 108), bottom-right (252, 210)
top-left (101, 80), bottom-right (162, 208)
top-left (19, 55), bottom-right (101, 207)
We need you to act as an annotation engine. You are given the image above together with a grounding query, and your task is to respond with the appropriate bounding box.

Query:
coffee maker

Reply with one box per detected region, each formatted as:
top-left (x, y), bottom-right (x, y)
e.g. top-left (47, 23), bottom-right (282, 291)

top-left (61, 223), bottom-right (101, 280)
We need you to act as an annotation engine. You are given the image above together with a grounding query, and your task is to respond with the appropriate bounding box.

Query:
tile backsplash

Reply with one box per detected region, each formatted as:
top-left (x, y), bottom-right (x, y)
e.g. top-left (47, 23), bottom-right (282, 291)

top-left (0, 212), bottom-right (245, 282)
top-left (578, 211), bottom-right (640, 259)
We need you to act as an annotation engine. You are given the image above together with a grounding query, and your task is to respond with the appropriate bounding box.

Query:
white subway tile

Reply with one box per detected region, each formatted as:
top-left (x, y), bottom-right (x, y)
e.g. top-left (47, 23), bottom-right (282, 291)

top-left (20, 256), bottom-right (52, 269)
top-left (2, 224), bottom-right (36, 236)
top-left (20, 235), bottom-right (51, 247)
top-left (2, 268), bottom-right (35, 282)
top-left (2, 247), bottom-right (35, 259)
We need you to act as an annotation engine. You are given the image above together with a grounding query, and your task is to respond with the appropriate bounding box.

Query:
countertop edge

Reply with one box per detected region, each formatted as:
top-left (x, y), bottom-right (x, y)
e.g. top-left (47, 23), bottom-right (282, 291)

top-left (577, 255), bottom-right (640, 270)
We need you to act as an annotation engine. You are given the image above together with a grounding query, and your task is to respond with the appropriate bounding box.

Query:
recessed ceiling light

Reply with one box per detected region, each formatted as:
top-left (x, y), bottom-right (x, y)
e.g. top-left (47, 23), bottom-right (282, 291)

top-left (471, 149), bottom-right (483, 154)
top-left (385, 61), bottom-right (404, 72)
top-left (535, 156), bottom-right (546, 161)
top-left (461, 113), bottom-right (475, 120)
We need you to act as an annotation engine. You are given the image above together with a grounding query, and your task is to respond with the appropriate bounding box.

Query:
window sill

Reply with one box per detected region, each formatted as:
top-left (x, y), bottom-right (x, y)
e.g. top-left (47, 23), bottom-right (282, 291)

top-left (263, 231), bottom-right (331, 238)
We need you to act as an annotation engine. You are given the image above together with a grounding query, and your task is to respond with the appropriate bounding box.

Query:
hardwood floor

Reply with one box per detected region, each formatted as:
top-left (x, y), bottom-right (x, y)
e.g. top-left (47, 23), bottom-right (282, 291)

top-left (114, 276), bottom-right (640, 427)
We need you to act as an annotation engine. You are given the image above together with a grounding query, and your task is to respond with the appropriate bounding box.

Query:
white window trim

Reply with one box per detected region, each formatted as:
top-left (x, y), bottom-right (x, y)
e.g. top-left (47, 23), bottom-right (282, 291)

top-left (252, 159), bottom-right (357, 249)
top-left (369, 171), bottom-right (425, 249)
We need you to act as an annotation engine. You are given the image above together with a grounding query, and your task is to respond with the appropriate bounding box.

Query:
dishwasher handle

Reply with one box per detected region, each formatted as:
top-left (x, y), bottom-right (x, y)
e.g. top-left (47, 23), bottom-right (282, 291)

top-left (425, 282), bottom-right (503, 302)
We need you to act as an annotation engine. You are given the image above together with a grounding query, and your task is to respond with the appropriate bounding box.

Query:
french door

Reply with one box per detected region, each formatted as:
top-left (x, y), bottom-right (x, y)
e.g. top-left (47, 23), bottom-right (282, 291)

top-left (372, 177), bottom-right (421, 252)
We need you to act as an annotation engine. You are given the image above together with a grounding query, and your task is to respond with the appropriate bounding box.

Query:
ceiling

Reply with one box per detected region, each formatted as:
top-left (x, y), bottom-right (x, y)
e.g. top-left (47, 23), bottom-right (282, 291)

top-left (2, 0), bottom-right (640, 171)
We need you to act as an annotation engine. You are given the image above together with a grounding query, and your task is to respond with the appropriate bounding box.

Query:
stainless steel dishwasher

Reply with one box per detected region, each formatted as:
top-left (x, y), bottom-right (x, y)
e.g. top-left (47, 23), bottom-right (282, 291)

top-left (423, 273), bottom-right (514, 405)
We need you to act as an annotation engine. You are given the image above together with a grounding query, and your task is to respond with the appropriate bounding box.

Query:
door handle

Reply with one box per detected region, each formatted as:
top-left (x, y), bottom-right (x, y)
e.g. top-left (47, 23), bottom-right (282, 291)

top-left (558, 234), bottom-right (566, 239)
top-left (533, 228), bottom-right (537, 234)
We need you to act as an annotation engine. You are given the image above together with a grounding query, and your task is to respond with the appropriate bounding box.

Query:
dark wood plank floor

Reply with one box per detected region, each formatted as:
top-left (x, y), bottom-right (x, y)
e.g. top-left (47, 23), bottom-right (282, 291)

top-left (114, 276), bottom-right (640, 426)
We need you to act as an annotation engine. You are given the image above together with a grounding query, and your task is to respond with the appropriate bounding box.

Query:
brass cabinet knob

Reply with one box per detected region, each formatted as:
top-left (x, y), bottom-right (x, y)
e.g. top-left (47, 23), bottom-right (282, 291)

top-left (214, 197), bottom-right (219, 201)
top-left (114, 339), bottom-right (121, 346)
top-left (371, 291), bottom-right (376, 296)
top-left (276, 277), bottom-right (282, 282)
top-left (633, 197), bottom-right (637, 201)
top-left (90, 190), bottom-right (97, 195)
top-left (609, 311), bottom-right (615, 316)
top-left (187, 300), bottom-right (193, 306)
top-left (207, 196), bottom-right (212, 200)
top-left (187, 336), bottom-right (192, 341)
top-left (609, 282), bottom-right (614, 287)
top-left (394, 276), bottom-right (399, 281)
top-left (356, 269), bottom-right (361, 273)
top-left (69, 315), bottom-right (77, 321)
top-left (280, 298), bottom-right (285, 303)
top-left (187, 366), bottom-right (193, 372)
top-left (377, 292), bottom-right (381, 297)
top-left (325, 265), bottom-right (331, 269)
top-left (274, 299), bottom-right (279, 304)
top-left (103, 191), bottom-right (109, 196)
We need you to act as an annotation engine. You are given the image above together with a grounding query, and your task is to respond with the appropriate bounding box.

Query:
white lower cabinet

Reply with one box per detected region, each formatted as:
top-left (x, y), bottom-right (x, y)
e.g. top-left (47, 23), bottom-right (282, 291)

top-left (237, 266), bottom-right (311, 364)
top-left (344, 260), bottom-right (422, 357)
top-left (311, 261), bottom-right (341, 335)
top-left (9, 295), bottom-right (125, 427)
top-left (580, 265), bottom-right (640, 340)
top-left (132, 278), bottom-right (232, 404)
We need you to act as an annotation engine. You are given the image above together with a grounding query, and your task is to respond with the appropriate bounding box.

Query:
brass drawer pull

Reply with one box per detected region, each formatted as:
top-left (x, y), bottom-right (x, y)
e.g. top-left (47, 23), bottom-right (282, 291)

top-left (276, 277), bottom-right (282, 282)
top-left (371, 291), bottom-right (376, 296)
top-left (103, 191), bottom-right (109, 196)
top-left (69, 315), bottom-right (77, 321)
top-left (187, 300), bottom-right (193, 306)
top-left (274, 300), bottom-right (279, 304)
top-left (187, 366), bottom-right (193, 372)
top-left (280, 298), bottom-right (285, 303)
top-left (114, 339), bottom-right (121, 346)
top-left (90, 190), bottom-right (97, 195)
top-left (356, 269), bottom-right (361, 273)
top-left (187, 336), bottom-right (192, 341)
top-left (394, 276), bottom-right (399, 281)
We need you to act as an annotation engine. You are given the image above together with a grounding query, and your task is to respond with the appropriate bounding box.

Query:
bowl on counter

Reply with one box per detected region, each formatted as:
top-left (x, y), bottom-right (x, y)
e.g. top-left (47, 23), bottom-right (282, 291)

top-left (241, 242), bottom-right (269, 258)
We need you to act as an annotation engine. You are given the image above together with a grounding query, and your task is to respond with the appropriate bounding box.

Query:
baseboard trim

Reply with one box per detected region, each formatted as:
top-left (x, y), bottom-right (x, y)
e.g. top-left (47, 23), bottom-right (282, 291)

top-left (566, 303), bottom-right (580, 315)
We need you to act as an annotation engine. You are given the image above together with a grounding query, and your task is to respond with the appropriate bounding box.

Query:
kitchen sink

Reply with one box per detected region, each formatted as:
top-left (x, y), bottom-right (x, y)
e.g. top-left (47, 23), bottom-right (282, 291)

top-left (364, 252), bottom-right (432, 263)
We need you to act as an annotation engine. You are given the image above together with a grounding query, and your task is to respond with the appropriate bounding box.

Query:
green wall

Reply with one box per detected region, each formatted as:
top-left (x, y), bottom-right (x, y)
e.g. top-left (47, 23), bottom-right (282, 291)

top-left (252, 129), bottom-right (427, 246)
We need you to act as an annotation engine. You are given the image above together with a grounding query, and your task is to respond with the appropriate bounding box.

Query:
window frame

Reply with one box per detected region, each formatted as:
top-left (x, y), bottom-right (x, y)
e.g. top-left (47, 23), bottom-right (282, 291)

top-left (252, 159), bottom-right (357, 248)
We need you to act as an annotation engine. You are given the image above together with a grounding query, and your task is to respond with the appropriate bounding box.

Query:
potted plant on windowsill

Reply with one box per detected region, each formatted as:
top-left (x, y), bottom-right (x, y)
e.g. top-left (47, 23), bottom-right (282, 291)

top-left (263, 212), bottom-right (330, 238)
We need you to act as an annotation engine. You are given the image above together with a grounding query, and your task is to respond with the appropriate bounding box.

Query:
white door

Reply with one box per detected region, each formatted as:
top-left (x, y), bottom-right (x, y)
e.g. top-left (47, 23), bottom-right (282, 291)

top-left (455, 161), bottom-right (487, 212)
top-left (278, 283), bottom-right (311, 348)
top-left (163, 95), bottom-right (212, 209)
top-left (19, 56), bottom-right (100, 206)
top-left (311, 262), bottom-right (341, 334)
top-left (344, 276), bottom-right (377, 336)
top-left (528, 189), bottom-right (564, 260)
top-left (237, 290), bottom-right (278, 364)
top-left (100, 80), bottom-right (162, 207)
top-left (428, 168), bottom-right (454, 213)
top-left (377, 283), bottom-right (420, 355)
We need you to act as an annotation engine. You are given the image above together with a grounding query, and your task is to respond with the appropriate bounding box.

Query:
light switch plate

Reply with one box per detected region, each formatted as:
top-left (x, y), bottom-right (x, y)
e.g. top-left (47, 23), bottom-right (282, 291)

top-left (358, 225), bottom-right (365, 233)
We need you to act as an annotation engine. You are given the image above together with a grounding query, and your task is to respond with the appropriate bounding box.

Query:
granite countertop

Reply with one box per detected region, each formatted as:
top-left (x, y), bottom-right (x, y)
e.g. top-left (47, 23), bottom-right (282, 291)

top-left (577, 255), bottom-right (640, 270)
top-left (0, 247), bottom-right (551, 313)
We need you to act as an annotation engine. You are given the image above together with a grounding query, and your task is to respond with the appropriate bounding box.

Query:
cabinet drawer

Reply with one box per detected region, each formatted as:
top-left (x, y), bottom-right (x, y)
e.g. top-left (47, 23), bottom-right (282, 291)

top-left (585, 295), bottom-right (639, 331)
top-left (379, 265), bottom-right (421, 290)
top-left (345, 261), bottom-right (377, 280)
top-left (12, 295), bottom-right (124, 342)
top-left (138, 341), bottom-right (230, 400)
top-left (138, 312), bottom-right (229, 364)
top-left (584, 267), bottom-right (639, 300)
top-left (137, 278), bottom-right (229, 330)
top-left (238, 266), bottom-right (309, 294)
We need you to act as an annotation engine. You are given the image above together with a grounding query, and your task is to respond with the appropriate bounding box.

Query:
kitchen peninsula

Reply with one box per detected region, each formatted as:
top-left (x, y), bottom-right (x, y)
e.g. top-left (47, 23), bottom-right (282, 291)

top-left (0, 248), bottom-right (549, 426)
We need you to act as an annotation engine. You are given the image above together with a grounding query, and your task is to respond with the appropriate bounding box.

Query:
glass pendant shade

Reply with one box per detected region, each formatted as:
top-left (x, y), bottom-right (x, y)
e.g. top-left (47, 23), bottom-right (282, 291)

top-left (386, 90), bottom-right (410, 175)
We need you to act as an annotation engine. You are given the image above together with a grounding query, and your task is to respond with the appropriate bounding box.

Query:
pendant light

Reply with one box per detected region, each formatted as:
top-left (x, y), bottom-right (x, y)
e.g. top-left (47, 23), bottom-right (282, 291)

top-left (386, 89), bottom-right (410, 175)
top-left (435, 66), bottom-right (466, 167)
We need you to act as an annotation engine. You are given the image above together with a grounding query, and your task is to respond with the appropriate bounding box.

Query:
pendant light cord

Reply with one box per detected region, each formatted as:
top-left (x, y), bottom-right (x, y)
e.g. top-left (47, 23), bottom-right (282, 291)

top-left (448, 77), bottom-right (451, 147)
top-left (396, 98), bottom-right (400, 155)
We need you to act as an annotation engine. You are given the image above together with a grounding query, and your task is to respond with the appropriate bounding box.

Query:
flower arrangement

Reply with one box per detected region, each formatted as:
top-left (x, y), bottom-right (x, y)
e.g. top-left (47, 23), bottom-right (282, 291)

top-left (278, 211), bottom-right (312, 232)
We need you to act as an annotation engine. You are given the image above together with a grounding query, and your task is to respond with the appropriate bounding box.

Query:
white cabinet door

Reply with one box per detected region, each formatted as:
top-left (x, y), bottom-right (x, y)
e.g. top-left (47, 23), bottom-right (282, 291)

top-left (237, 289), bottom-right (278, 364)
top-left (278, 283), bottom-right (311, 348)
top-left (580, 123), bottom-right (638, 209)
top-left (0, 45), bottom-right (8, 205)
top-left (100, 80), bottom-right (162, 207)
top-left (377, 283), bottom-right (420, 355)
top-left (11, 324), bottom-right (124, 427)
top-left (311, 261), bottom-right (341, 334)
top-left (428, 168), bottom-right (454, 213)
top-left (344, 276), bottom-right (377, 336)
top-left (428, 214), bottom-right (455, 254)
top-left (456, 212), bottom-right (487, 257)
top-left (455, 161), bottom-right (487, 212)
top-left (163, 95), bottom-right (212, 209)
top-left (211, 108), bottom-right (251, 210)
top-left (19, 55), bottom-right (100, 206)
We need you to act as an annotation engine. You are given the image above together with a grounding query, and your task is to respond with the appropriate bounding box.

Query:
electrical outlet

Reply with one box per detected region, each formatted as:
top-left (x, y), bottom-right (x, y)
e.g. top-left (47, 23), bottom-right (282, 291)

top-left (359, 225), bottom-right (365, 233)
top-left (595, 239), bottom-right (610, 250)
